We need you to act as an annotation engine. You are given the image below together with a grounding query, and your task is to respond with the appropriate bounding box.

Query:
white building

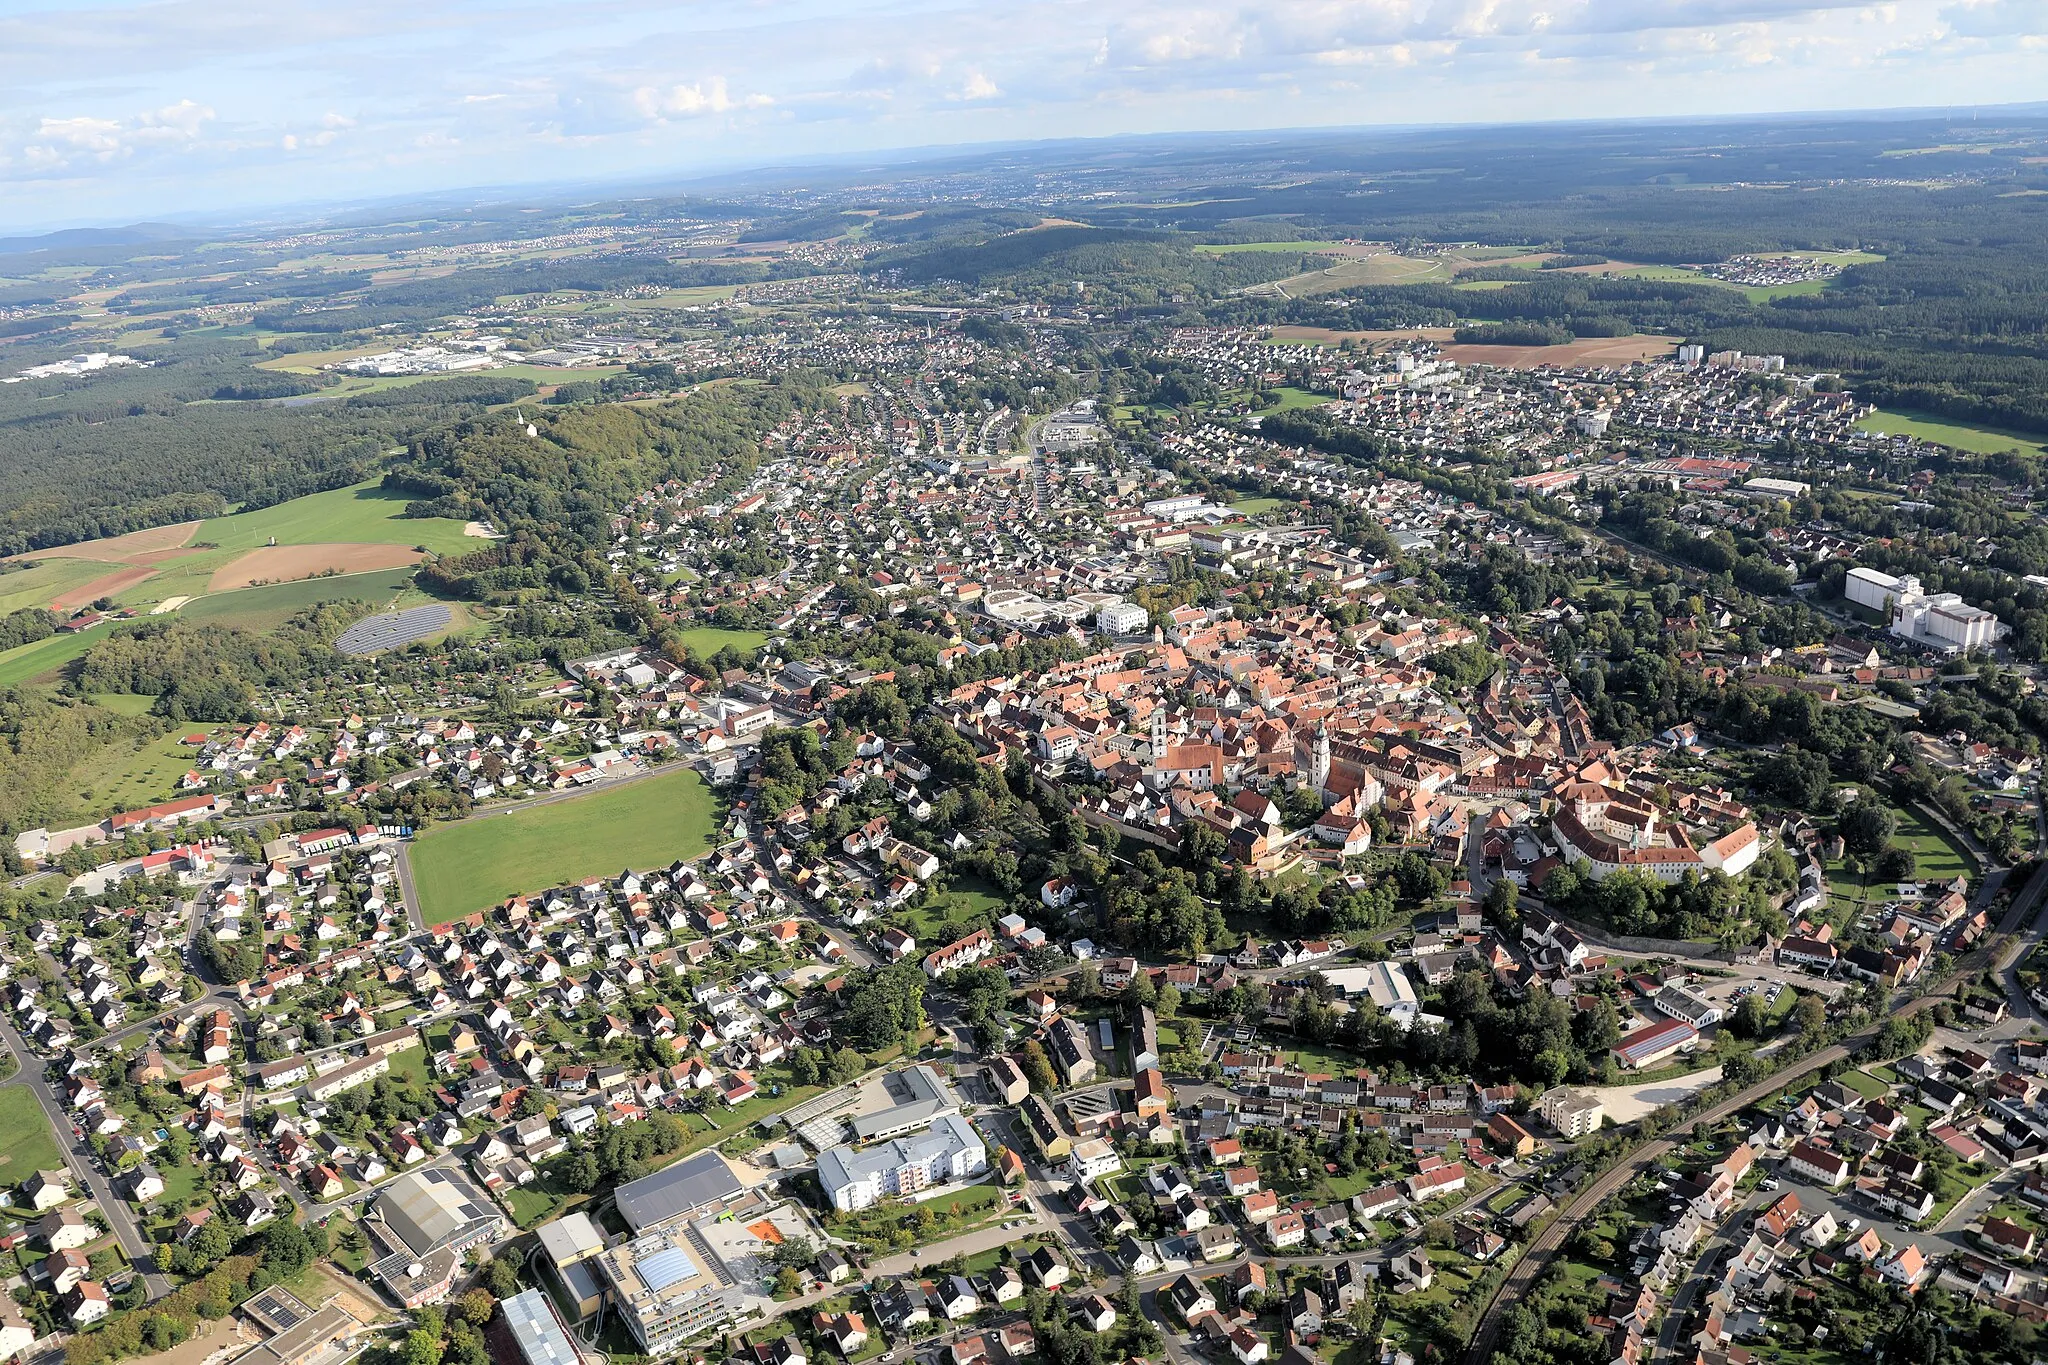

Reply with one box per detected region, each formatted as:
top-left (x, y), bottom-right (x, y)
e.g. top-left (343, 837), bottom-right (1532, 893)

top-left (1845, 567), bottom-right (2001, 654)
top-left (817, 1115), bottom-right (986, 1212)
top-left (1095, 602), bottom-right (1151, 636)
top-left (1538, 1088), bottom-right (1605, 1139)
top-left (1066, 1138), bottom-right (1123, 1183)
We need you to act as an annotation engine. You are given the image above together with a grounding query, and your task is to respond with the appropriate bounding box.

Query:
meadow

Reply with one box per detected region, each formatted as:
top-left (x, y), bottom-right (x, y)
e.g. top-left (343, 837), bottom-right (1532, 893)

top-left (671, 626), bottom-right (770, 659)
top-left (177, 565), bottom-right (423, 632)
top-left (410, 765), bottom-right (723, 923)
top-left (1855, 407), bottom-right (2048, 457)
top-left (0, 1088), bottom-right (64, 1187)
top-left (0, 621), bottom-right (114, 687)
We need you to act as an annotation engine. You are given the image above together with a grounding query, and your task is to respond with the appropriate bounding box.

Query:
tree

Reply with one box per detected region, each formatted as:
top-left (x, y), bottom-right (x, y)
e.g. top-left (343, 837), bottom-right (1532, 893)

top-left (1730, 994), bottom-right (1770, 1040)
top-left (1873, 844), bottom-right (1918, 883)
top-left (1155, 983), bottom-right (1181, 1021)
top-left (483, 1255), bottom-right (521, 1300)
top-left (1796, 993), bottom-right (1828, 1041)
top-left (1021, 1042), bottom-right (1060, 1094)
top-left (404, 1329), bottom-right (445, 1365)
top-left (1839, 801), bottom-right (1897, 859)
top-left (457, 1290), bottom-right (496, 1327)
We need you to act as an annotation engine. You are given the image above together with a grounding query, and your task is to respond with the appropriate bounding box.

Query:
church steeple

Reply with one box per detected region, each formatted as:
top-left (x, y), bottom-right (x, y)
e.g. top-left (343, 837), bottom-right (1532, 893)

top-left (1311, 720), bottom-right (1331, 804)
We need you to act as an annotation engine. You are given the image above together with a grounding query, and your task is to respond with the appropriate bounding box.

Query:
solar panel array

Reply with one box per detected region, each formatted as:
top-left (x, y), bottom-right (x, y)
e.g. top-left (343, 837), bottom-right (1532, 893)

top-left (335, 603), bottom-right (453, 655)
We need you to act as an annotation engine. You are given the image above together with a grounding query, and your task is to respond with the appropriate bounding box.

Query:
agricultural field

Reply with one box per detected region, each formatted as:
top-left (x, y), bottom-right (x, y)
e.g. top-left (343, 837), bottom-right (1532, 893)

top-left (0, 481), bottom-right (481, 617)
top-left (1192, 240), bottom-right (1358, 254)
top-left (1855, 407), bottom-right (2048, 456)
top-left (409, 765), bottom-right (723, 923)
top-left (0, 621), bottom-right (115, 687)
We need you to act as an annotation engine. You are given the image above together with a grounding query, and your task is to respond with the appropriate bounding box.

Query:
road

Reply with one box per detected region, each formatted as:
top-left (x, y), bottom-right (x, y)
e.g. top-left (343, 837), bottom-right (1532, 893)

top-left (0, 1010), bottom-right (171, 1298)
top-left (1463, 854), bottom-right (2048, 1365)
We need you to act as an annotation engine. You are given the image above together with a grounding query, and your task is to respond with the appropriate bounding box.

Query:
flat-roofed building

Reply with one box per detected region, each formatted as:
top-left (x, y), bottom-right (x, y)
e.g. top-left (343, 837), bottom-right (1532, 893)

top-left (536, 1212), bottom-right (608, 1319)
top-left (849, 1065), bottom-right (962, 1142)
top-left (818, 1115), bottom-right (986, 1212)
top-left (613, 1150), bottom-right (745, 1234)
top-left (597, 1226), bottom-right (740, 1354)
top-left (502, 1288), bottom-right (583, 1365)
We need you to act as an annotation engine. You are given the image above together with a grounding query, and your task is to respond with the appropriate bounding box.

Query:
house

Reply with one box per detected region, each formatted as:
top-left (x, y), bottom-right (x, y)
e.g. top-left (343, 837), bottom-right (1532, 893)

top-left (1229, 1327), bottom-right (1269, 1365)
top-left (20, 1171), bottom-right (69, 1212)
top-left (1982, 1216), bottom-right (2037, 1260)
top-left (1487, 1112), bottom-right (1536, 1158)
top-left (1073, 1294), bottom-right (1117, 1333)
top-left (812, 1311), bottom-right (868, 1356)
top-left (1786, 1140), bottom-right (1849, 1188)
top-left (1166, 1273), bottom-right (1217, 1321)
top-left (61, 1281), bottom-right (109, 1327)
top-left (39, 1210), bottom-right (91, 1251)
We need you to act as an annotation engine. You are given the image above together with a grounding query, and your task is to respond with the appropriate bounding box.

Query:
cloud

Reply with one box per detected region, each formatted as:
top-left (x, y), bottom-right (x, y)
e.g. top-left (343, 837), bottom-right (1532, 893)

top-left (20, 98), bottom-right (214, 170)
top-left (629, 77), bottom-right (772, 122)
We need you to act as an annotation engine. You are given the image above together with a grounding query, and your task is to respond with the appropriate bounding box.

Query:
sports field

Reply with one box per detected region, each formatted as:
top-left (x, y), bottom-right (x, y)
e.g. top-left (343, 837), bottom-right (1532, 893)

top-left (410, 765), bottom-right (723, 923)
top-left (1856, 407), bottom-right (2048, 457)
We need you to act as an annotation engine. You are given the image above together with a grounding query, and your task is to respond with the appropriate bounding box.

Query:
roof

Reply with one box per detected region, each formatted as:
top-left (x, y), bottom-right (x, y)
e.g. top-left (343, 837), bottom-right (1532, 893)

top-left (613, 1150), bottom-right (745, 1233)
top-left (375, 1167), bottom-right (497, 1255)
top-left (535, 1211), bottom-right (605, 1266)
top-left (503, 1289), bottom-right (581, 1365)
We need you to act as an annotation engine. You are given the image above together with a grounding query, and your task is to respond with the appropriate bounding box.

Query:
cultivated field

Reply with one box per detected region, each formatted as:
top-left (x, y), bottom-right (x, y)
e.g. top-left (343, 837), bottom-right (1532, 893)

top-left (209, 542), bottom-right (426, 592)
top-left (0, 481), bottom-right (473, 614)
top-left (410, 765), bottom-right (723, 923)
top-left (179, 565), bottom-right (420, 632)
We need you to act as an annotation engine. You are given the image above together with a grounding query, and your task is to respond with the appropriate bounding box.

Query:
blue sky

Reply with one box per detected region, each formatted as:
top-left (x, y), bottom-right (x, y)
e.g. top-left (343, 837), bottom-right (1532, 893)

top-left (1, 0), bottom-right (2043, 230)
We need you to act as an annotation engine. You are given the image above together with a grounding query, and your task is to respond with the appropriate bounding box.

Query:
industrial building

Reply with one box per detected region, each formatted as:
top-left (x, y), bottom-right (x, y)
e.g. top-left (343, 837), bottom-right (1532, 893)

top-left (502, 1289), bottom-right (583, 1365)
top-left (535, 1211), bottom-right (609, 1319)
top-left (849, 1065), bottom-right (963, 1142)
top-left (613, 1150), bottom-right (746, 1235)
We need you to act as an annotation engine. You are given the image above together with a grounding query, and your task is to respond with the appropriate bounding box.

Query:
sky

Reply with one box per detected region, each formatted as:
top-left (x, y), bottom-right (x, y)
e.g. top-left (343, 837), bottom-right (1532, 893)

top-left (1, 0), bottom-right (2044, 231)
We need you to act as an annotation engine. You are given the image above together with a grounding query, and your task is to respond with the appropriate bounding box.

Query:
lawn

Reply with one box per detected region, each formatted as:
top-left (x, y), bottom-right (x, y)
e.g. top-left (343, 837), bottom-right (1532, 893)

top-left (824, 1181), bottom-right (1007, 1249)
top-left (0, 621), bottom-right (114, 687)
top-left (410, 765), bottom-right (723, 922)
top-left (1262, 387), bottom-right (1331, 413)
top-left (901, 876), bottom-right (1006, 942)
top-left (86, 693), bottom-right (157, 716)
top-left (0, 1087), bottom-right (65, 1186)
top-left (1855, 407), bottom-right (2048, 457)
top-left (178, 566), bottom-right (423, 631)
top-left (1836, 1070), bottom-right (1889, 1101)
top-left (1823, 802), bottom-right (1970, 923)
top-left (671, 626), bottom-right (769, 660)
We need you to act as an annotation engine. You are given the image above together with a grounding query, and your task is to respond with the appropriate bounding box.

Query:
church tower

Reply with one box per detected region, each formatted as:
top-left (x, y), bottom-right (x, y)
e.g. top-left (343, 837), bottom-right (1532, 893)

top-left (1310, 721), bottom-right (1331, 805)
top-left (1150, 706), bottom-right (1168, 762)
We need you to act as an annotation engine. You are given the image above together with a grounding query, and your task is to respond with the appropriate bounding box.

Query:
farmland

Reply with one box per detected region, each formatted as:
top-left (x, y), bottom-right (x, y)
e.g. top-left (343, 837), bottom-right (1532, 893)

top-left (178, 565), bottom-right (423, 632)
top-left (409, 765), bottom-right (724, 923)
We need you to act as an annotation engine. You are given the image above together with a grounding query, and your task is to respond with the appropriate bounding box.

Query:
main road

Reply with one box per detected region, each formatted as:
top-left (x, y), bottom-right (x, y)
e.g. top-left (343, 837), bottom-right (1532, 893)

top-left (1462, 856), bottom-right (2048, 1365)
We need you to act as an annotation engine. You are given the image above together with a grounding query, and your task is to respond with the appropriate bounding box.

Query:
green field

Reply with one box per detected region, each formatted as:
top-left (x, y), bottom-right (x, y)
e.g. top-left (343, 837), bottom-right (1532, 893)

top-left (86, 693), bottom-right (158, 716)
top-left (671, 626), bottom-right (769, 659)
top-left (0, 558), bottom-right (111, 613)
top-left (0, 1087), bottom-right (65, 1186)
top-left (0, 621), bottom-right (114, 687)
top-left (178, 566), bottom-right (423, 631)
top-left (1228, 496), bottom-right (1289, 516)
top-left (1823, 802), bottom-right (1971, 923)
top-left (901, 876), bottom-right (1006, 942)
top-left (410, 765), bottom-right (723, 922)
top-left (57, 728), bottom-right (207, 826)
top-left (1264, 387), bottom-right (1331, 412)
top-left (201, 481), bottom-right (476, 556)
top-left (1856, 407), bottom-right (2048, 457)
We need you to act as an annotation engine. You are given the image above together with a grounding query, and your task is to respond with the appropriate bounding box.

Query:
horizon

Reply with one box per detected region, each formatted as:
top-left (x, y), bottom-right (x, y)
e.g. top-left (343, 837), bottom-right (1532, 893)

top-left (2, 0), bottom-right (2044, 232)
